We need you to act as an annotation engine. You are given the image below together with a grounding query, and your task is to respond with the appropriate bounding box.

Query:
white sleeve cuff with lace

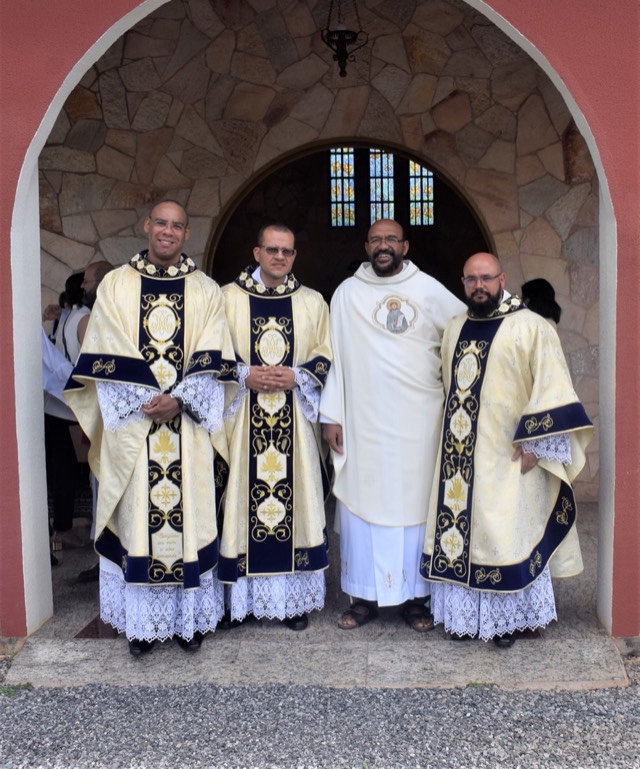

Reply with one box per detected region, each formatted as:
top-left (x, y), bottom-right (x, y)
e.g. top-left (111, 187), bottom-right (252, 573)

top-left (293, 367), bottom-right (321, 422)
top-left (520, 433), bottom-right (572, 464)
top-left (223, 365), bottom-right (320, 423)
top-left (97, 381), bottom-right (156, 432)
top-left (223, 363), bottom-right (249, 421)
top-left (172, 373), bottom-right (225, 433)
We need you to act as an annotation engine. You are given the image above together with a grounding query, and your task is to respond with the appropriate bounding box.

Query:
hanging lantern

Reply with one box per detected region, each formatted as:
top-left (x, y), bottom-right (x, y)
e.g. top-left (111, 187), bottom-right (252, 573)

top-left (321, 0), bottom-right (368, 78)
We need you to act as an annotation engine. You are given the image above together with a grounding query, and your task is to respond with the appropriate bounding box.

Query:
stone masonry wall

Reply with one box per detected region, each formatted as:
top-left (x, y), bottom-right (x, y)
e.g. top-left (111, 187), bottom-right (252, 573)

top-left (39, 0), bottom-right (599, 497)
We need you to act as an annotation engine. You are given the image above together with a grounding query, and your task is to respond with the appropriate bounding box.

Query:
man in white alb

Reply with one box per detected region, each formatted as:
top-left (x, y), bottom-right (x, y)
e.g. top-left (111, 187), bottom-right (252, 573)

top-left (320, 219), bottom-right (465, 631)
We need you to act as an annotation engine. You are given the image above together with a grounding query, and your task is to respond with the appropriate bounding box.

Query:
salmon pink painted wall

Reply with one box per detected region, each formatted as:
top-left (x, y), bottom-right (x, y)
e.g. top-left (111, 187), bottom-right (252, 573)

top-left (0, 0), bottom-right (638, 636)
top-left (0, 0), bottom-right (144, 636)
top-left (487, 0), bottom-right (640, 637)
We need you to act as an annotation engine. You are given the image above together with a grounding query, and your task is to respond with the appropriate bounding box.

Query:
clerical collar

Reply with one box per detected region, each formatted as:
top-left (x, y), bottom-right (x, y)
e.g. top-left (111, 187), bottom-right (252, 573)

top-left (130, 250), bottom-right (197, 278)
top-left (235, 265), bottom-right (300, 295)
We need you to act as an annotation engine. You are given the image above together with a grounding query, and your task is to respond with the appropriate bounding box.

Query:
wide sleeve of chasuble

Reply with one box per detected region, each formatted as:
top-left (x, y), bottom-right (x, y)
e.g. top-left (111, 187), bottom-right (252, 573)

top-left (510, 313), bottom-right (593, 483)
top-left (64, 267), bottom-right (158, 481)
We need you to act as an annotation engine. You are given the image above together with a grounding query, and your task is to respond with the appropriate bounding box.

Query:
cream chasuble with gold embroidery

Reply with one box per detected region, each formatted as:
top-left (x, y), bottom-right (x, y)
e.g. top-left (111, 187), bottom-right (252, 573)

top-left (219, 269), bottom-right (332, 581)
top-left (65, 254), bottom-right (236, 589)
top-left (422, 296), bottom-right (593, 592)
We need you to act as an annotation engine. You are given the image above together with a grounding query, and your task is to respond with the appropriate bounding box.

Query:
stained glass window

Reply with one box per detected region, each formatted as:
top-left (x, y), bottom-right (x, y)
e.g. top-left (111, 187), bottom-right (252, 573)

top-left (330, 147), bottom-right (356, 226)
top-left (369, 149), bottom-right (394, 223)
top-left (409, 160), bottom-right (434, 225)
top-left (329, 148), bottom-right (434, 227)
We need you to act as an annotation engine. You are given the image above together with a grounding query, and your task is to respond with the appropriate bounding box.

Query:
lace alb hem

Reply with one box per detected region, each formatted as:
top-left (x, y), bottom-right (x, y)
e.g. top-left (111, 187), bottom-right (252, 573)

top-left (430, 566), bottom-right (557, 641)
top-left (226, 572), bottom-right (326, 622)
top-left (97, 381), bottom-right (155, 432)
top-left (173, 373), bottom-right (224, 433)
top-left (521, 433), bottom-right (571, 464)
top-left (100, 567), bottom-right (224, 641)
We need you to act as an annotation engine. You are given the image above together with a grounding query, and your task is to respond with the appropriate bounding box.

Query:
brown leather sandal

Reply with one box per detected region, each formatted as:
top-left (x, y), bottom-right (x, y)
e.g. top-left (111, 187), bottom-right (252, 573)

top-left (337, 600), bottom-right (378, 630)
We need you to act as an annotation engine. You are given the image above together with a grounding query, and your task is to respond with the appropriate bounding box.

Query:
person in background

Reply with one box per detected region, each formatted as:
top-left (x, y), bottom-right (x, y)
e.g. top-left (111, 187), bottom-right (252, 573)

top-left (73, 260), bottom-right (114, 583)
top-left (45, 271), bottom-right (89, 555)
top-left (43, 291), bottom-right (69, 343)
top-left (42, 328), bottom-right (73, 565)
top-left (521, 278), bottom-right (562, 325)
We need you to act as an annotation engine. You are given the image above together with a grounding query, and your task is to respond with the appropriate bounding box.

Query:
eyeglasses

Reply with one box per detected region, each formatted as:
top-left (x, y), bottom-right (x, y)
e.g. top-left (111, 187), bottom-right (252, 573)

top-left (368, 236), bottom-right (403, 246)
top-left (259, 246), bottom-right (296, 258)
top-left (461, 273), bottom-right (503, 286)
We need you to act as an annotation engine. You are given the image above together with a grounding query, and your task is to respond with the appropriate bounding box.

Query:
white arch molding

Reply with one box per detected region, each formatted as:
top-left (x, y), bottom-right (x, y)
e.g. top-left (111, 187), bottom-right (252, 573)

top-left (12, 0), bottom-right (170, 634)
top-left (12, 0), bottom-right (616, 634)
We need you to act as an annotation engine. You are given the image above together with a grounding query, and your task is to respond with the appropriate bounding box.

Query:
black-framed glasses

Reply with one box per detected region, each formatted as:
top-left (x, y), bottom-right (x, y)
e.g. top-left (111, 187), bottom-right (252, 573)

top-left (367, 235), bottom-right (403, 246)
top-left (259, 246), bottom-right (296, 258)
top-left (461, 273), bottom-right (503, 286)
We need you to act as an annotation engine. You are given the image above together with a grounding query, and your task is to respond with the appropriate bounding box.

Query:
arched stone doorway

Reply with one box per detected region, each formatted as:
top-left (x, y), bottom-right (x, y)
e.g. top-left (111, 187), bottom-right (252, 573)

top-left (37, 0), bottom-right (600, 501)
top-left (7, 0), bottom-right (633, 639)
top-left (208, 142), bottom-right (490, 302)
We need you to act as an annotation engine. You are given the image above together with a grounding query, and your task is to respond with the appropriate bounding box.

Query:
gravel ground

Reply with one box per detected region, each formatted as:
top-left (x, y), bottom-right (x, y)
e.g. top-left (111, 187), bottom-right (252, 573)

top-left (1, 655), bottom-right (638, 768)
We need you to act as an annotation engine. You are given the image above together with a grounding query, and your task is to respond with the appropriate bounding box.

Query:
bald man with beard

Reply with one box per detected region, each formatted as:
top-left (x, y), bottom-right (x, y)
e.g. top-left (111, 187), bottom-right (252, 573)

top-left (422, 252), bottom-right (593, 647)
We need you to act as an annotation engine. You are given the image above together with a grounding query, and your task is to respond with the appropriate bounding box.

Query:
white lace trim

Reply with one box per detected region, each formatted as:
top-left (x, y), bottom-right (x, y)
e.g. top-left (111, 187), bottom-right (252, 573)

top-left (430, 565), bottom-right (557, 641)
top-left (223, 364), bottom-right (320, 423)
top-left (99, 566), bottom-right (225, 641)
top-left (173, 373), bottom-right (224, 433)
top-left (226, 572), bottom-right (326, 622)
top-left (224, 363), bottom-right (249, 419)
top-left (97, 375), bottom-right (224, 433)
top-left (521, 433), bottom-right (571, 464)
top-left (293, 367), bottom-right (321, 422)
top-left (97, 381), bottom-right (155, 432)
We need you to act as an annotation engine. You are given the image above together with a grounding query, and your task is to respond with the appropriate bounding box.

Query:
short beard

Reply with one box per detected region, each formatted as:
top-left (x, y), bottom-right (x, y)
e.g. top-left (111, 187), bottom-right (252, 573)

top-left (371, 249), bottom-right (402, 277)
top-left (466, 291), bottom-right (501, 318)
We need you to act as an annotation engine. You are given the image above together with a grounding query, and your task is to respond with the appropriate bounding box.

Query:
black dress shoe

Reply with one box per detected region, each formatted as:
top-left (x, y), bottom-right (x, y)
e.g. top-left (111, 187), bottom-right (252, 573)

top-left (493, 632), bottom-right (516, 648)
top-left (128, 639), bottom-right (155, 656)
top-left (218, 610), bottom-right (244, 630)
top-left (283, 613), bottom-right (308, 631)
top-left (176, 632), bottom-right (204, 652)
top-left (77, 563), bottom-right (100, 583)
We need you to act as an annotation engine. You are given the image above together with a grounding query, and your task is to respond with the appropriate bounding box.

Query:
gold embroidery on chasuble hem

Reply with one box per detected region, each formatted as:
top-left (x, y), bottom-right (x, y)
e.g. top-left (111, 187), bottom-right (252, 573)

top-left (529, 550), bottom-right (543, 577)
top-left (556, 496), bottom-right (573, 525)
top-left (474, 567), bottom-right (502, 586)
